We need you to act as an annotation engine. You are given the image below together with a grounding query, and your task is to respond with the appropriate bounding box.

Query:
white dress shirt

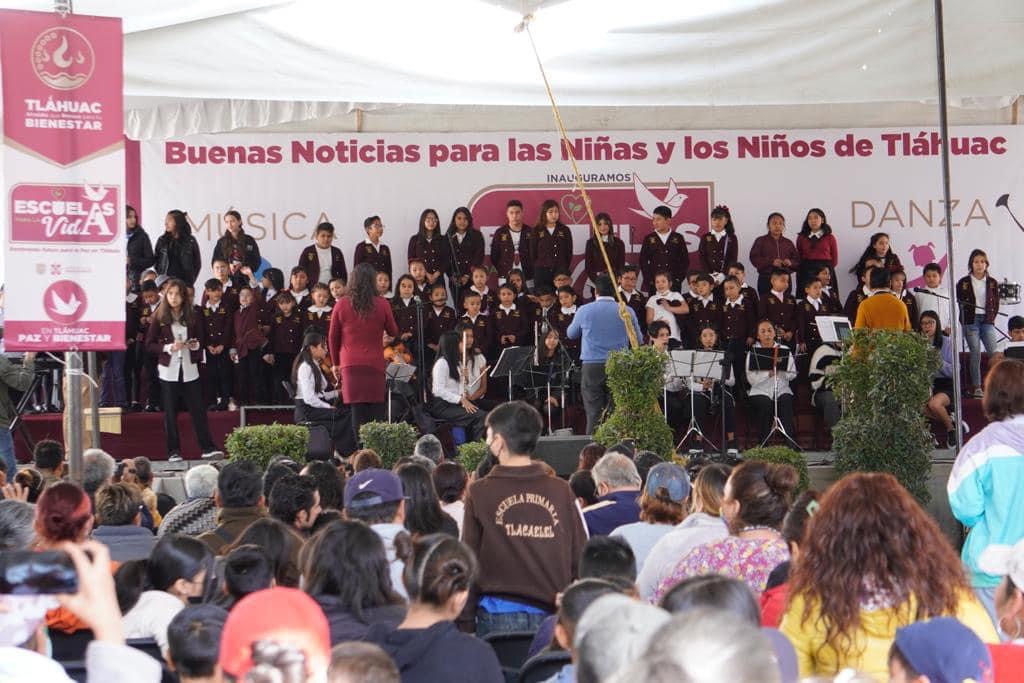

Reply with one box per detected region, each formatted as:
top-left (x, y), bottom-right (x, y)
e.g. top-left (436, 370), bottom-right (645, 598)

top-left (296, 362), bottom-right (338, 409)
top-left (915, 286), bottom-right (950, 330)
top-left (158, 321), bottom-right (199, 383)
top-left (316, 246), bottom-right (332, 284)
top-left (746, 342), bottom-right (797, 399)
top-left (646, 290), bottom-right (685, 340)
top-left (432, 357), bottom-right (464, 404)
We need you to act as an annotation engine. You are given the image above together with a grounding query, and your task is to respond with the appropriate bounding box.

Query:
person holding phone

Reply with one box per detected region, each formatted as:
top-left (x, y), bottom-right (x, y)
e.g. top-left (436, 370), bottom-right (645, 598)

top-left (145, 278), bottom-right (222, 462)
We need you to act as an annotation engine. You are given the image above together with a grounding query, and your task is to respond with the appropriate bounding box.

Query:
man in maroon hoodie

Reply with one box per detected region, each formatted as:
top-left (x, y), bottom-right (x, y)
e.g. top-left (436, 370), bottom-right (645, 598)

top-left (460, 401), bottom-right (588, 636)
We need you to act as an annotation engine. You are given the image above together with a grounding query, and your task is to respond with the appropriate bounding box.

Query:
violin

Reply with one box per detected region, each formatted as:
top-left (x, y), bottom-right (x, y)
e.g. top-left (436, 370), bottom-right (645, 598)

top-left (384, 340), bottom-right (413, 365)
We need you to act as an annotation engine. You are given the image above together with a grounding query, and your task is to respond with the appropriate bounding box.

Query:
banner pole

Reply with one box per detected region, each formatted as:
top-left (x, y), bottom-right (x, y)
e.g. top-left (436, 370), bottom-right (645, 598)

top-left (87, 351), bottom-right (101, 449)
top-left (66, 351), bottom-right (83, 482)
top-left (932, 0), bottom-right (964, 452)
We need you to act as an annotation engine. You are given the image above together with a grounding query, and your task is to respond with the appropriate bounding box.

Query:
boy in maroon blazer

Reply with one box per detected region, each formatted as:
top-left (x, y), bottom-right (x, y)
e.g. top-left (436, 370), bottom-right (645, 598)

top-left (459, 290), bottom-right (493, 358)
top-left (229, 285), bottom-right (268, 405)
top-left (797, 278), bottom-right (836, 353)
top-left (353, 215), bottom-right (393, 282)
top-left (288, 267), bottom-right (312, 313)
top-left (727, 262), bottom-right (760, 309)
top-left (489, 199), bottom-right (533, 283)
top-left (617, 265), bottom-right (648, 333)
top-left (135, 280), bottom-right (162, 411)
top-left (264, 291), bottom-right (303, 404)
top-left (758, 269), bottom-right (799, 344)
top-left (424, 283), bottom-right (457, 354)
top-left (202, 259), bottom-right (240, 314)
top-left (200, 278), bottom-right (234, 410)
top-left (721, 276), bottom-right (758, 390)
top-left (298, 221), bottom-right (348, 286)
top-left (683, 273), bottom-right (724, 348)
top-left (639, 205), bottom-right (689, 294)
top-left (493, 284), bottom-right (528, 354)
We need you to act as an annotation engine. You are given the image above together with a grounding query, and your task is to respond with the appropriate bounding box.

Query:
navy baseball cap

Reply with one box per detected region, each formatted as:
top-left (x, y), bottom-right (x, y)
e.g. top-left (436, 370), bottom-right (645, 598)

top-left (644, 462), bottom-right (691, 503)
top-left (893, 617), bottom-right (993, 683)
top-left (343, 468), bottom-right (404, 509)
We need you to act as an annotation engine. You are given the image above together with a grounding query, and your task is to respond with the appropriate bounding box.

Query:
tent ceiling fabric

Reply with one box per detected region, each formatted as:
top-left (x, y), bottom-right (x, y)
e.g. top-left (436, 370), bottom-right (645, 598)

top-left (2, 0), bottom-right (1022, 139)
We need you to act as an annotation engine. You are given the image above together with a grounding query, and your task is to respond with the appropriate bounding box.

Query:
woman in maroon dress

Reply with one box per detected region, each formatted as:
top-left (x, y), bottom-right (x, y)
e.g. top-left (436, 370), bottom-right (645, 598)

top-left (328, 263), bottom-right (399, 446)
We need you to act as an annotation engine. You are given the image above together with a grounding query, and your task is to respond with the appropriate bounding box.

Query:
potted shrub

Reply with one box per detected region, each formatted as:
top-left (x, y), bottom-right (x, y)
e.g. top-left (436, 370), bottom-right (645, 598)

top-left (742, 446), bottom-right (810, 494)
top-left (359, 421), bottom-right (418, 470)
top-left (830, 329), bottom-right (939, 503)
top-left (225, 423), bottom-right (308, 470)
top-left (457, 440), bottom-right (490, 475)
top-left (593, 345), bottom-right (674, 459)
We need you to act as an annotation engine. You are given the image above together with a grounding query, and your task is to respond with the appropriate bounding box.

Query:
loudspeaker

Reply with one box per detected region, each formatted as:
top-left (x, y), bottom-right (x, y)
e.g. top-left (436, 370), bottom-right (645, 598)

top-left (534, 435), bottom-right (593, 478)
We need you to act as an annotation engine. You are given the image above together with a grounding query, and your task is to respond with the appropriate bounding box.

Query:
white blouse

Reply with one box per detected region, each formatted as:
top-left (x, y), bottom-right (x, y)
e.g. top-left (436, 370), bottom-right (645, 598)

top-left (431, 355), bottom-right (485, 405)
top-left (746, 343), bottom-right (797, 399)
top-left (296, 362), bottom-right (338, 409)
top-left (158, 321), bottom-right (199, 383)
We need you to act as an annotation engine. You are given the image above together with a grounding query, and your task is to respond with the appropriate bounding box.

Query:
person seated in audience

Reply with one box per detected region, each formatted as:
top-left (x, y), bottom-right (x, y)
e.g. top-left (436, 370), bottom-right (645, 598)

top-left (269, 472), bottom-right (322, 540)
top-left (302, 519), bottom-right (407, 644)
top-left (0, 499), bottom-right (34, 551)
top-left (433, 462), bottom-right (469, 534)
top-left (949, 357), bottom-right (1024, 627)
top-left (977, 538), bottom-right (1024, 677)
top-left (397, 462), bottom-right (459, 538)
top-left (328, 642), bottom-right (400, 683)
top-left (919, 310), bottom-right (958, 447)
top-left (219, 587), bottom-right (332, 682)
top-left (344, 468), bottom-right (412, 600)
top-left (32, 439), bottom-right (65, 489)
top-left (759, 490), bottom-right (820, 627)
top-left (351, 448), bottom-right (383, 472)
top-left (569, 470), bottom-right (599, 509)
top-left (127, 456), bottom-right (163, 528)
top-left (220, 544), bottom-right (275, 610)
top-left (166, 604), bottom-right (228, 683)
top-left (746, 319), bottom-right (798, 444)
top-left (93, 482), bottom-right (158, 562)
top-left (460, 402), bottom-right (586, 636)
top-left (582, 453), bottom-right (643, 536)
top-left (653, 461), bottom-right (796, 602)
top-left (82, 448), bottom-right (116, 504)
top-left (116, 534), bottom-right (212, 652)
top-left (366, 534), bottom-right (503, 683)
top-left (197, 460), bottom-right (267, 555)
top-left (658, 574), bottom-right (759, 622)
top-left (888, 617), bottom-right (993, 683)
top-left (223, 517), bottom-right (301, 588)
top-left (781, 472), bottom-right (997, 679)
top-left (541, 578), bottom-right (626, 682)
top-left (429, 330), bottom-right (487, 441)
top-left (574, 593), bottom-right (669, 683)
top-left (610, 462), bottom-right (689, 569)
top-left (300, 460), bottom-right (346, 512)
top-left (159, 464), bottom-right (219, 538)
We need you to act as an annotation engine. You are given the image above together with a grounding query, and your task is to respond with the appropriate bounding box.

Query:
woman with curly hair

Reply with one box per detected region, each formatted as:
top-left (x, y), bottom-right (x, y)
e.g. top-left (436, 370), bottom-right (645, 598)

top-left (780, 472), bottom-right (997, 678)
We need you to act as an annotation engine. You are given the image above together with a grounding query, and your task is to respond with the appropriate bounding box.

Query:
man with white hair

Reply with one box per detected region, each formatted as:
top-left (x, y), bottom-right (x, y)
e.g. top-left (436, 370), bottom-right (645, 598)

top-left (159, 464), bottom-right (220, 537)
top-left (574, 593), bottom-right (669, 683)
top-left (412, 433), bottom-right (444, 468)
top-left (583, 453), bottom-right (642, 536)
top-left (82, 448), bottom-right (116, 504)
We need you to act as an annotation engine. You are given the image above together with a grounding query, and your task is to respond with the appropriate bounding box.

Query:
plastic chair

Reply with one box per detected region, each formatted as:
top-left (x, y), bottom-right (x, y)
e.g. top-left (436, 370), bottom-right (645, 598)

top-left (483, 630), bottom-right (538, 683)
top-left (452, 426), bottom-right (467, 447)
top-left (518, 651), bottom-right (572, 683)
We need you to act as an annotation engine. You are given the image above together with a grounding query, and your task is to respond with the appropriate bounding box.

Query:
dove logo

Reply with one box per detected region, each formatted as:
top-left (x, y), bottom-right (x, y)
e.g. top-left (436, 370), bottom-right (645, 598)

top-left (31, 28), bottom-right (95, 90)
top-left (43, 281), bottom-right (88, 324)
top-left (10, 183), bottom-right (119, 243)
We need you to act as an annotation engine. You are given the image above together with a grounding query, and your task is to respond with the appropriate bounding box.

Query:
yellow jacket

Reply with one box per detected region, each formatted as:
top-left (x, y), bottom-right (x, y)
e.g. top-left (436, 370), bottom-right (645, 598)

top-left (853, 291), bottom-right (912, 331)
top-left (779, 591), bottom-right (998, 680)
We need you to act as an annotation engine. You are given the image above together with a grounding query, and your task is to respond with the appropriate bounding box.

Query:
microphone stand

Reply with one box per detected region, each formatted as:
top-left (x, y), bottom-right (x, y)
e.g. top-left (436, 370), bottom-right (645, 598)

top-left (913, 287), bottom-right (1011, 342)
top-left (446, 231), bottom-right (463, 307)
top-left (413, 297), bottom-right (427, 403)
top-left (719, 349), bottom-right (733, 457)
top-left (554, 337), bottom-right (577, 432)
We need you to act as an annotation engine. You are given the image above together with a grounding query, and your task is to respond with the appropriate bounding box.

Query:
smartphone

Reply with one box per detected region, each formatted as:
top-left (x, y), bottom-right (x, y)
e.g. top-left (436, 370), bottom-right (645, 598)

top-left (0, 550), bottom-right (78, 595)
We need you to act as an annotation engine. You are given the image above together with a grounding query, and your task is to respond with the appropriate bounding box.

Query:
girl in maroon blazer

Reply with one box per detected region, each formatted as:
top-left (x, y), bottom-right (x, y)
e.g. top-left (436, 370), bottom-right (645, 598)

top-left (407, 208), bottom-right (449, 292)
top-left (851, 232), bottom-right (903, 277)
top-left (145, 277), bottom-right (221, 461)
top-left (698, 204), bottom-right (738, 284)
top-left (445, 207), bottom-right (485, 298)
top-left (748, 212), bottom-right (799, 295)
top-left (529, 199), bottom-right (574, 291)
top-left (796, 208), bottom-right (839, 293)
top-left (584, 212), bottom-right (625, 299)
top-left (328, 263), bottom-right (399, 448)
top-left (229, 285), bottom-right (268, 405)
top-left (957, 249), bottom-right (1001, 397)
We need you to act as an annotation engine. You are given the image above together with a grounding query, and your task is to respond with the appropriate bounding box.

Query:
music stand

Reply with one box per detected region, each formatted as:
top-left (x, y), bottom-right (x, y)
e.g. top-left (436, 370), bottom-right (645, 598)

top-left (817, 316), bottom-right (852, 344)
top-left (385, 363), bottom-right (416, 423)
top-left (748, 347), bottom-right (800, 450)
top-left (491, 346), bottom-right (535, 402)
top-left (670, 349), bottom-right (725, 452)
top-left (1004, 342), bottom-right (1024, 360)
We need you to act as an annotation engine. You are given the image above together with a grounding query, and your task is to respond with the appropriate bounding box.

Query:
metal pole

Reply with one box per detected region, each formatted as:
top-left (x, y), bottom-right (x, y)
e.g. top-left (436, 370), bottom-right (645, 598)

top-left (66, 352), bottom-right (83, 482)
top-left (933, 0), bottom-right (964, 451)
top-left (87, 352), bottom-right (101, 449)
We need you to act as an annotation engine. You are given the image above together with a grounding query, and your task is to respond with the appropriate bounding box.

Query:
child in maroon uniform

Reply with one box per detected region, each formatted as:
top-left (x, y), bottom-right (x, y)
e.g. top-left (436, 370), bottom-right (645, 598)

top-left (446, 206), bottom-right (485, 297)
top-left (639, 205), bottom-right (689, 294)
top-left (721, 276), bottom-right (758, 392)
top-left (493, 284), bottom-right (528, 354)
top-left (303, 283), bottom-right (333, 336)
top-left (298, 221), bottom-right (348, 286)
top-left (134, 280), bottom-right (162, 411)
top-left (459, 290), bottom-right (492, 358)
top-left (617, 265), bottom-right (648, 333)
top-left (749, 212), bottom-right (800, 295)
top-left (553, 286), bottom-right (580, 358)
top-left (727, 262), bottom-right (759, 309)
top-left (758, 268), bottom-right (799, 345)
top-left (529, 199), bottom-right (573, 290)
top-left (200, 278), bottom-right (234, 411)
top-left (815, 264), bottom-right (842, 310)
top-left (797, 278), bottom-right (835, 354)
top-left (407, 208), bottom-right (449, 292)
top-left (288, 267), bottom-right (312, 312)
top-left (203, 259), bottom-right (240, 314)
top-left (889, 270), bottom-right (919, 328)
top-left (353, 215), bottom-right (393, 282)
top-left (391, 275), bottom-right (419, 347)
top-left (229, 285), bottom-right (267, 405)
top-left (698, 205), bottom-right (738, 284)
top-left (584, 212), bottom-right (625, 299)
top-left (489, 199), bottom-right (533, 284)
top-left (460, 265), bottom-right (496, 315)
top-left (424, 283), bottom-right (457, 355)
top-left (684, 274), bottom-right (724, 349)
top-left (264, 291), bottom-right (303, 404)
top-left (844, 266), bottom-right (874, 323)
top-left (408, 258), bottom-right (431, 301)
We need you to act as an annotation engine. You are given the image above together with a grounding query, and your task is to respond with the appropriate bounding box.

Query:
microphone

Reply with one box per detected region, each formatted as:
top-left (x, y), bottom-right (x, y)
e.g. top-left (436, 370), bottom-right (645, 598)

top-left (912, 287), bottom-right (933, 294)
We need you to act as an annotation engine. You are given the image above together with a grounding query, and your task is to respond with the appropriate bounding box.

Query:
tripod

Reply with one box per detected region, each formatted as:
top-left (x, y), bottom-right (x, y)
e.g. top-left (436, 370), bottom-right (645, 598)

top-left (749, 346), bottom-right (800, 450)
top-left (671, 350), bottom-right (724, 453)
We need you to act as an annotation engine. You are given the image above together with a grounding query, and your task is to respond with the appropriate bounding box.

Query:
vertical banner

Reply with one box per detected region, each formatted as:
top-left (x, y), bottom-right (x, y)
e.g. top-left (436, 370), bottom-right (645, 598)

top-left (0, 10), bottom-right (124, 351)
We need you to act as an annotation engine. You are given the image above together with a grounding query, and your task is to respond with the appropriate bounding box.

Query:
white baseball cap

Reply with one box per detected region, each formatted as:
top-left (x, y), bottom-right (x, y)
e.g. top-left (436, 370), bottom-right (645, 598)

top-left (978, 538), bottom-right (1024, 586)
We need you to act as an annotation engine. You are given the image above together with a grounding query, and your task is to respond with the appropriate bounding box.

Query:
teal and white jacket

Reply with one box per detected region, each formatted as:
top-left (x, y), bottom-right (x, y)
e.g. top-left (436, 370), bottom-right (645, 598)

top-left (947, 414), bottom-right (1024, 587)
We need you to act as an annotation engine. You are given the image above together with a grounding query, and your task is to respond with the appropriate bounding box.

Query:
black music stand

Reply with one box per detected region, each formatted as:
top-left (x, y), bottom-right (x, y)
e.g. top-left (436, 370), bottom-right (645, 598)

top-left (490, 346), bottom-right (535, 402)
top-left (748, 347), bottom-right (800, 450)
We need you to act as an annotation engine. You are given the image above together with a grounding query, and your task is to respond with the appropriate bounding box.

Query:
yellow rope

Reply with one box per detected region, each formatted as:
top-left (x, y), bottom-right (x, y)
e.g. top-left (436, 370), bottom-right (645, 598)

top-left (517, 15), bottom-right (639, 349)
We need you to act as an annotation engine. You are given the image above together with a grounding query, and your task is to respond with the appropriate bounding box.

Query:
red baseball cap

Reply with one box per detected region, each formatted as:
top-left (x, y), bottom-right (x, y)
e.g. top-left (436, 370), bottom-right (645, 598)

top-left (219, 587), bottom-right (331, 679)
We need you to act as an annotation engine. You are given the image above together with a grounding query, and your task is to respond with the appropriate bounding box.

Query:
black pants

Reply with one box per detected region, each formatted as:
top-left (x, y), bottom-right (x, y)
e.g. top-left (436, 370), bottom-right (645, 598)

top-left (271, 353), bottom-right (296, 404)
top-left (349, 401), bottom-right (385, 448)
top-left (581, 363), bottom-right (609, 435)
top-left (141, 352), bottom-right (160, 407)
top-left (206, 352), bottom-right (233, 403)
top-left (295, 401), bottom-right (355, 455)
top-left (813, 389), bottom-right (841, 429)
top-left (725, 338), bottom-right (748, 394)
top-left (749, 394), bottom-right (796, 444)
top-left (160, 377), bottom-right (216, 456)
top-left (679, 390), bottom-right (736, 434)
top-left (428, 397), bottom-right (487, 441)
top-left (236, 351), bottom-right (267, 405)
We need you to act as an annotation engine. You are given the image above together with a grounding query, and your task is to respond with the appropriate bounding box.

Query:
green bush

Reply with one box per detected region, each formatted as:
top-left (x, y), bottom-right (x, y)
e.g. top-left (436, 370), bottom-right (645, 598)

top-left (359, 421), bottom-right (418, 470)
top-left (457, 440), bottom-right (490, 474)
top-left (225, 424), bottom-right (308, 470)
top-left (742, 446), bottom-right (810, 495)
top-left (831, 329), bottom-right (940, 503)
top-left (594, 345), bottom-right (675, 459)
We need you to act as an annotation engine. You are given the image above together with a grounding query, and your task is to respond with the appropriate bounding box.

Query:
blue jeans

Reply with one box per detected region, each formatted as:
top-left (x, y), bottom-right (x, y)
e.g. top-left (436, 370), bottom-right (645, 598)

top-left (964, 319), bottom-right (999, 387)
top-left (475, 608), bottom-right (550, 638)
top-left (0, 428), bottom-right (15, 479)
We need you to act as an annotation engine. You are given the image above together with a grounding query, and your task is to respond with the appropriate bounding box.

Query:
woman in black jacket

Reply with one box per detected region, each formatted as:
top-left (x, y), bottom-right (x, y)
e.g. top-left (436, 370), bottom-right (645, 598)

top-left (154, 209), bottom-right (202, 286)
top-left (126, 205), bottom-right (154, 292)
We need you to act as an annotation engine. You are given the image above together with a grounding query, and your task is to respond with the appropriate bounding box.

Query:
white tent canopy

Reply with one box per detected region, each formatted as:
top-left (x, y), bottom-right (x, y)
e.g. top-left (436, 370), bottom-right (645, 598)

top-left (1, 0), bottom-right (1022, 138)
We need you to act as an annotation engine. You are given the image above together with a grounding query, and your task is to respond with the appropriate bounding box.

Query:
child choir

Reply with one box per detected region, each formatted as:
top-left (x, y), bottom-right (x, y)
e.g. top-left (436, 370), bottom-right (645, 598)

top-left (110, 202), bottom-right (978, 445)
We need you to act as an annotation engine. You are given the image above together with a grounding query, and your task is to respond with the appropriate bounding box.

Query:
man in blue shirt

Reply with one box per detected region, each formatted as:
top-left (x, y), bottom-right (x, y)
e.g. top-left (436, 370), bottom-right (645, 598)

top-left (566, 275), bottom-right (642, 434)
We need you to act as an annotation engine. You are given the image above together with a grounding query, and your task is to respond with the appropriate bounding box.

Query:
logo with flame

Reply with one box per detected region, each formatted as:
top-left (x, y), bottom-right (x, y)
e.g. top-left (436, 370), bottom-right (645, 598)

top-left (31, 27), bottom-right (94, 90)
